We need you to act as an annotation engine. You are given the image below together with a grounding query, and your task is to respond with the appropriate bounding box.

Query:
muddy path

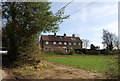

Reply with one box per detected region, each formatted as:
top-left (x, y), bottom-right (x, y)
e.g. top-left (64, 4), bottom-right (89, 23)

top-left (2, 60), bottom-right (105, 79)
top-left (37, 61), bottom-right (105, 79)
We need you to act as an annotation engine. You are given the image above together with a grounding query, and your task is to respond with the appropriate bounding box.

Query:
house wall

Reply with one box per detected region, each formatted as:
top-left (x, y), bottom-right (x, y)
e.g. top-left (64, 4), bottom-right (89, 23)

top-left (41, 41), bottom-right (82, 52)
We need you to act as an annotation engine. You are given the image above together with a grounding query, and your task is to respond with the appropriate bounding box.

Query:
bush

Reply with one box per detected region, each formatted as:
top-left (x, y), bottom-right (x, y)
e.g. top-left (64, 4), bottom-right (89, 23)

top-left (88, 50), bottom-right (100, 55)
top-left (81, 49), bottom-right (89, 54)
top-left (100, 49), bottom-right (113, 55)
top-left (75, 49), bottom-right (119, 55)
top-left (112, 50), bottom-right (119, 55)
top-left (75, 49), bottom-right (83, 54)
top-left (75, 49), bottom-right (100, 55)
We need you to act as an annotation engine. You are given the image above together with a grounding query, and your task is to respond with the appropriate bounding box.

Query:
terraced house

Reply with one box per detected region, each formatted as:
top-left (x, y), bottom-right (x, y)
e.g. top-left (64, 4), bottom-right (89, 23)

top-left (39, 33), bottom-right (82, 53)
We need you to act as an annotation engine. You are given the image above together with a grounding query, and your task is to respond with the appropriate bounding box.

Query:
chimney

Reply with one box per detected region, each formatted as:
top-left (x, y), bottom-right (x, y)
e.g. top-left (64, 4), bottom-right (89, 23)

top-left (72, 34), bottom-right (75, 37)
top-left (54, 33), bottom-right (56, 36)
top-left (64, 33), bottom-right (66, 37)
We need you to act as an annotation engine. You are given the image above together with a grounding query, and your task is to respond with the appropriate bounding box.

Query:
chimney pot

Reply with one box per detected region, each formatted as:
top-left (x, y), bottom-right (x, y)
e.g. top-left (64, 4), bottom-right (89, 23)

top-left (72, 34), bottom-right (75, 37)
top-left (64, 33), bottom-right (66, 36)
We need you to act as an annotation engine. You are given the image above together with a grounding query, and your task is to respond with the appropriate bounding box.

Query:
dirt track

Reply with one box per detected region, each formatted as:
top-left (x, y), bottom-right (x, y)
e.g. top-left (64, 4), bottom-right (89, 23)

top-left (35, 61), bottom-right (105, 79)
top-left (3, 60), bottom-right (105, 79)
top-left (1, 54), bottom-right (107, 79)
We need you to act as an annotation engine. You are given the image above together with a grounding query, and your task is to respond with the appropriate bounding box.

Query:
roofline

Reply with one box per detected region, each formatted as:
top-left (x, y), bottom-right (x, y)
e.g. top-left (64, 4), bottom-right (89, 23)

top-left (40, 35), bottom-right (81, 38)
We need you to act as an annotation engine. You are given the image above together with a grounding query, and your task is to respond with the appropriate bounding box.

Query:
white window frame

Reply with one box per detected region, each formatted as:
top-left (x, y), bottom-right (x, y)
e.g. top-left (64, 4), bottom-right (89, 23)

top-left (78, 43), bottom-right (81, 45)
top-left (59, 42), bottom-right (62, 45)
top-left (64, 42), bottom-right (67, 45)
top-left (74, 43), bottom-right (76, 45)
top-left (53, 42), bottom-right (56, 45)
top-left (45, 41), bottom-right (49, 44)
top-left (69, 42), bottom-right (71, 45)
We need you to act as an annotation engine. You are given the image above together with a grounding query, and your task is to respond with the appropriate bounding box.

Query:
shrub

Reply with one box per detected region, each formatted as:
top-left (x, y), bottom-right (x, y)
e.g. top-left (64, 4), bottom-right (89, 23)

top-left (112, 50), bottom-right (119, 55)
top-left (100, 49), bottom-right (113, 55)
top-left (75, 49), bottom-right (83, 54)
top-left (81, 49), bottom-right (89, 54)
top-left (76, 49), bottom-right (100, 55)
top-left (88, 50), bottom-right (100, 55)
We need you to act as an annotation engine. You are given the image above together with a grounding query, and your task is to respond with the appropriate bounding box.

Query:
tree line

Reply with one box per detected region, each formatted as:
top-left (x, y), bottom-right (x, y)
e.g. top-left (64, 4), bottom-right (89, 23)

top-left (82, 29), bottom-right (119, 51)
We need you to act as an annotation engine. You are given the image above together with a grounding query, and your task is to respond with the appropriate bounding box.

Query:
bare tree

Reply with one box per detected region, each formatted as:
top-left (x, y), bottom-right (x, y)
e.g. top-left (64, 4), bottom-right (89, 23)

top-left (82, 39), bottom-right (90, 49)
top-left (102, 29), bottom-right (116, 50)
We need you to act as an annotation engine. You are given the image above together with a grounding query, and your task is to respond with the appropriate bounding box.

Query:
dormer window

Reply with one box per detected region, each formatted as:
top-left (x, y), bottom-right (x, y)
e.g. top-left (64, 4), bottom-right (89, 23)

top-left (64, 42), bottom-right (67, 45)
top-left (45, 41), bottom-right (49, 44)
top-left (78, 43), bottom-right (81, 45)
top-left (71, 38), bottom-right (76, 40)
top-left (73, 38), bottom-right (76, 40)
top-left (60, 36), bottom-right (62, 39)
top-left (71, 38), bottom-right (73, 40)
top-left (53, 42), bottom-right (56, 45)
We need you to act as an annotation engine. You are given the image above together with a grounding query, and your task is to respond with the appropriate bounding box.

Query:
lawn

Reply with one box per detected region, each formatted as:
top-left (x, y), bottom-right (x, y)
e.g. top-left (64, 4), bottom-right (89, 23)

top-left (45, 55), bottom-right (118, 73)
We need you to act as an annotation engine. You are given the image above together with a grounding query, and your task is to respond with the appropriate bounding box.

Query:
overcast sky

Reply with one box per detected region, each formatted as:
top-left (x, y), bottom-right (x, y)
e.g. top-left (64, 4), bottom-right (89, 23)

top-left (42, 1), bottom-right (118, 49)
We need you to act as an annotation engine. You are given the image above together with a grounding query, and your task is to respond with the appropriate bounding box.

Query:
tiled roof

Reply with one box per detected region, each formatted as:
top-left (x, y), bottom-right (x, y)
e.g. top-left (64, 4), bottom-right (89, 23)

top-left (41, 35), bottom-right (82, 42)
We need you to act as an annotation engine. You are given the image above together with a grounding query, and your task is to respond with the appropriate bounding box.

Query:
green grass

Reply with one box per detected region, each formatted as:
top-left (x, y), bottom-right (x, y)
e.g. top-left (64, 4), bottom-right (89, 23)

top-left (45, 55), bottom-right (118, 73)
top-left (35, 52), bottom-right (110, 57)
top-left (34, 52), bottom-right (82, 58)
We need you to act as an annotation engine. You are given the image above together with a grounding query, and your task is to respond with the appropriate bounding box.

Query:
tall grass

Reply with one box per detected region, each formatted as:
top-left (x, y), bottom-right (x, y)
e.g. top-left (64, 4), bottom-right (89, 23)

top-left (104, 56), bottom-right (119, 79)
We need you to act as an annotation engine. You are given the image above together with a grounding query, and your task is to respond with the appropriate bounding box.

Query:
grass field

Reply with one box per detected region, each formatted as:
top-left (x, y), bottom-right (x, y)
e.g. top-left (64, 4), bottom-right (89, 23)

top-left (35, 52), bottom-right (109, 57)
top-left (45, 55), bottom-right (118, 73)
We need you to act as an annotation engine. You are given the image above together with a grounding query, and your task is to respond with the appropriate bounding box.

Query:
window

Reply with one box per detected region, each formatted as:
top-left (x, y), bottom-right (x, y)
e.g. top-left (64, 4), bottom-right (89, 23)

top-left (73, 38), bottom-right (76, 40)
top-left (60, 36), bottom-right (62, 39)
top-left (45, 41), bottom-right (49, 44)
top-left (71, 38), bottom-right (76, 40)
top-left (53, 42), bottom-right (56, 45)
top-left (69, 42), bottom-right (71, 45)
top-left (71, 38), bottom-right (73, 40)
top-left (59, 42), bottom-right (62, 45)
top-left (74, 43), bottom-right (76, 45)
top-left (78, 43), bottom-right (81, 45)
top-left (64, 42), bottom-right (67, 45)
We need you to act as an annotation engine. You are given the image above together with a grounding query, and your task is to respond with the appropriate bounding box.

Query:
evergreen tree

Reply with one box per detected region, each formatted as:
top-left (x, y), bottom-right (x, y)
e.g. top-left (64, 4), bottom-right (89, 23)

top-left (90, 44), bottom-right (96, 50)
top-left (2, 2), bottom-right (68, 64)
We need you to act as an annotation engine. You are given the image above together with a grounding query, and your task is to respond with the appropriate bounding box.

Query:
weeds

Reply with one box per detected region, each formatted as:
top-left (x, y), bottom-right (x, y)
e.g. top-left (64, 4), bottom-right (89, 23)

top-left (104, 56), bottom-right (119, 79)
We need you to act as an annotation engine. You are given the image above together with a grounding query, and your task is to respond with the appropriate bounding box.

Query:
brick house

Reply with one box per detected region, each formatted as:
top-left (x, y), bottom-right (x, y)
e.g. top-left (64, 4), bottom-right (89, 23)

top-left (39, 33), bottom-right (82, 53)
